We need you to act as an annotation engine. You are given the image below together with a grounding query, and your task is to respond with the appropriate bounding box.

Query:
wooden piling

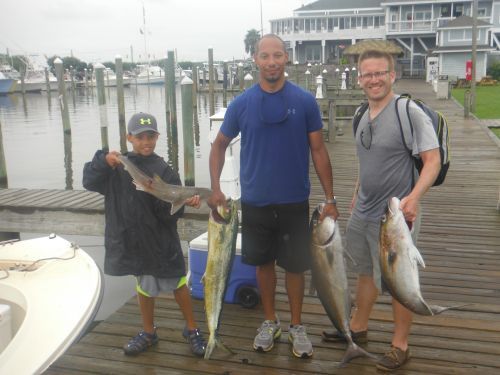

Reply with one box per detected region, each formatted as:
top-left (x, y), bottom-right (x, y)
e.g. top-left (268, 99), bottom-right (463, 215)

top-left (115, 56), bottom-right (127, 153)
top-left (94, 63), bottom-right (109, 151)
top-left (238, 63), bottom-right (244, 92)
top-left (208, 47), bottom-right (215, 116)
top-left (44, 67), bottom-right (51, 94)
top-left (166, 51), bottom-right (177, 126)
top-left (244, 73), bottom-right (253, 90)
top-left (222, 61), bottom-right (228, 107)
top-left (19, 63), bottom-right (26, 95)
top-left (54, 58), bottom-right (71, 134)
top-left (181, 76), bottom-right (195, 186)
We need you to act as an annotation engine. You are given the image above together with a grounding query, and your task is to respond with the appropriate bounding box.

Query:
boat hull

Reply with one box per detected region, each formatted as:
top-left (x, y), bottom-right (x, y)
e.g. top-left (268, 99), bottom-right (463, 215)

top-left (0, 235), bottom-right (103, 374)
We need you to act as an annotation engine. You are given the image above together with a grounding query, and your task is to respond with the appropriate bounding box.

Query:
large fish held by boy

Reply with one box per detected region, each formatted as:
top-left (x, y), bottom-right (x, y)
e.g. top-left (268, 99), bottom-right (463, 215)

top-left (203, 200), bottom-right (238, 359)
top-left (310, 204), bottom-right (378, 366)
top-left (380, 197), bottom-right (468, 315)
top-left (117, 154), bottom-right (212, 214)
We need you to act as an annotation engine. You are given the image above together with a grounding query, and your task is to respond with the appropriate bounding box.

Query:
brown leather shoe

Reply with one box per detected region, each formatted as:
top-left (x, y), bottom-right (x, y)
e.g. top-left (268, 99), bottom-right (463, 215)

top-left (321, 329), bottom-right (368, 344)
top-left (376, 346), bottom-right (411, 371)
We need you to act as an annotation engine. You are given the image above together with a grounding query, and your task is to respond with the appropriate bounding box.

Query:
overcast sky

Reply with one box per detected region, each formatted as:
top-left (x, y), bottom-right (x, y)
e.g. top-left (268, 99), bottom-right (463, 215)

top-left (0, 0), bottom-right (307, 64)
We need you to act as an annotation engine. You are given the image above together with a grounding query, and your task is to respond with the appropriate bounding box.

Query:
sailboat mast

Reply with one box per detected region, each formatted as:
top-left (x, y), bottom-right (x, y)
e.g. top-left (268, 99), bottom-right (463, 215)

top-left (142, 2), bottom-right (150, 84)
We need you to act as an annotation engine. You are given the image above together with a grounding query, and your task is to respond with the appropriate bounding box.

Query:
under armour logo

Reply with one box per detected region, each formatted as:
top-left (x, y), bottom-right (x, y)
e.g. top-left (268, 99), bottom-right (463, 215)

top-left (139, 118), bottom-right (151, 125)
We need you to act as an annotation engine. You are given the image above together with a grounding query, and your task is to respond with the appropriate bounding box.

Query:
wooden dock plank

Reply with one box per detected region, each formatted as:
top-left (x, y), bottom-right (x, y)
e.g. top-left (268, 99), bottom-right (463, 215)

top-left (6, 78), bottom-right (500, 373)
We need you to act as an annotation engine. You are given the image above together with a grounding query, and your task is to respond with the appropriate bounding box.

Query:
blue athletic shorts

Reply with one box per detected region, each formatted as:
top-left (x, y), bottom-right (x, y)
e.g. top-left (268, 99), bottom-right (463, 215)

top-left (241, 201), bottom-right (310, 273)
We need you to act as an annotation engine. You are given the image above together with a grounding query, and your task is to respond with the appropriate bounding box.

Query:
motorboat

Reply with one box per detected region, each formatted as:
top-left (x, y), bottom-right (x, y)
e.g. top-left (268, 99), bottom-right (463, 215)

top-left (133, 64), bottom-right (166, 85)
top-left (104, 68), bottom-right (131, 87)
top-left (0, 71), bottom-right (17, 95)
top-left (0, 234), bottom-right (103, 374)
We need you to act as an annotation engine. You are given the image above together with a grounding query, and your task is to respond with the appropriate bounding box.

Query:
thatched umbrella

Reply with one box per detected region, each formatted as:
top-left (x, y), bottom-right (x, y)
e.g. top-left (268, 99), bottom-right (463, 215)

top-left (343, 40), bottom-right (403, 64)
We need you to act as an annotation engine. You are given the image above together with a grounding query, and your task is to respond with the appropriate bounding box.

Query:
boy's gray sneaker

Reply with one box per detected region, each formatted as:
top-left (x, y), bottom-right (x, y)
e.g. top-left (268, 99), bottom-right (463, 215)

top-left (253, 319), bottom-right (281, 352)
top-left (288, 324), bottom-right (313, 358)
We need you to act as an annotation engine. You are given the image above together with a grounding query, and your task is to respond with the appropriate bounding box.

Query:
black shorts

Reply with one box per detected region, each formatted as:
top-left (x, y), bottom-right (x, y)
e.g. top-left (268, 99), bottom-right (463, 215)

top-left (241, 201), bottom-right (310, 273)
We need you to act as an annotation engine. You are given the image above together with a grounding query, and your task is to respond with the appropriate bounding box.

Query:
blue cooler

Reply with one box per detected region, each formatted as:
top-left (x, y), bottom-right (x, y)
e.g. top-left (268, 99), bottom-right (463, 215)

top-left (188, 232), bottom-right (259, 308)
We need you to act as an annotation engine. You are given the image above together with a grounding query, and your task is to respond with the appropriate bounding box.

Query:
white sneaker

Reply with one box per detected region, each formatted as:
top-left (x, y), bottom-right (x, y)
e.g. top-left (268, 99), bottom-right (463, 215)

top-left (288, 324), bottom-right (313, 358)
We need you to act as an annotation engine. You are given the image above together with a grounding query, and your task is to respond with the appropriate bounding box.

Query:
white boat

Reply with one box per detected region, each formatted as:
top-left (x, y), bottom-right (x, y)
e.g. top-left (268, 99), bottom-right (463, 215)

top-left (198, 62), bottom-right (225, 83)
top-left (133, 64), bottom-right (166, 85)
top-left (0, 234), bottom-right (103, 375)
top-left (0, 72), bottom-right (17, 95)
top-left (18, 69), bottom-right (58, 93)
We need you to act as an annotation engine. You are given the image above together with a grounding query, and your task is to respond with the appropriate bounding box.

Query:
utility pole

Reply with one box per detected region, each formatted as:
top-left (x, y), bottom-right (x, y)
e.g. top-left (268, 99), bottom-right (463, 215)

top-left (260, 0), bottom-right (264, 36)
top-left (471, 0), bottom-right (478, 113)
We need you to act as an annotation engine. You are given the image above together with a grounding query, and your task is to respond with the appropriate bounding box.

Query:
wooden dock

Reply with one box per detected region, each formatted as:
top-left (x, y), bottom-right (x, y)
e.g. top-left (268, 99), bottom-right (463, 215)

top-left (7, 79), bottom-right (500, 373)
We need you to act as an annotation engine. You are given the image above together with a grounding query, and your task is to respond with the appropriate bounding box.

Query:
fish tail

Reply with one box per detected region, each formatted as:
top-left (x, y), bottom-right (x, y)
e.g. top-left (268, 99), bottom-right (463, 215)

top-left (430, 303), bottom-right (473, 315)
top-left (203, 332), bottom-right (234, 360)
top-left (338, 341), bottom-right (379, 367)
top-left (203, 334), bottom-right (216, 360)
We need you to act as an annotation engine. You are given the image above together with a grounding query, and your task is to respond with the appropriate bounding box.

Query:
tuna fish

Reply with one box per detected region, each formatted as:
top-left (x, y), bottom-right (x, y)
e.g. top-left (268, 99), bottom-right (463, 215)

top-left (310, 204), bottom-right (378, 366)
top-left (117, 154), bottom-right (212, 214)
top-left (203, 200), bottom-right (238, 359)
top-left (380, 197), bottom-right (467, 315)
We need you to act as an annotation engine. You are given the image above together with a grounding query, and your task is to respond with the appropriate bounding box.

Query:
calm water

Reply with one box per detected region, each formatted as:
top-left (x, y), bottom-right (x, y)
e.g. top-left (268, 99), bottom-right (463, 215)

top-left (0, 85), bottom-right (237, 320)
top-left (0, 85), bottom-right (234, 190)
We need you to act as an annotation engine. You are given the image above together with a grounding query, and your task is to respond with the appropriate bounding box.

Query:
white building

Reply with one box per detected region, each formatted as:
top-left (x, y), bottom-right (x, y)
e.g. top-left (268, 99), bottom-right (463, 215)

top-left (271, 0), bottom-right (500, 79)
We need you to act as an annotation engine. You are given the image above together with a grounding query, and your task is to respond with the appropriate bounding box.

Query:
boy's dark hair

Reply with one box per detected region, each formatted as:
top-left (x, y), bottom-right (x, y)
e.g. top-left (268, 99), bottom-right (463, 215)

top-left (358, 50), bottom-right (395, 74)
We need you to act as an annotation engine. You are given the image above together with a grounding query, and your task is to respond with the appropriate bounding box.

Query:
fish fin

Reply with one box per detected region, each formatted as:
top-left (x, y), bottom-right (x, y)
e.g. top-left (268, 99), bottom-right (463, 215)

top-left (170, 199), bottom-right (185, 215)
top-left (200, 273), bottom-right (205, 285)
top-left (410, 245), bottom-right (426, 268)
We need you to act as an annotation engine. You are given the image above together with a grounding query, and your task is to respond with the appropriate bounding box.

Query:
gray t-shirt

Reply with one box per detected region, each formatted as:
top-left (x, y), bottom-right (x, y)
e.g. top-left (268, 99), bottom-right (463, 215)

top-left (353, 95), bottom-right (439, 221)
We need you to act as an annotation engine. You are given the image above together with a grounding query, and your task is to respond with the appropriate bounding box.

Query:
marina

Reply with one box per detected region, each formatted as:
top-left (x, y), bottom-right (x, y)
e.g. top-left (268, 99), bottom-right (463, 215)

top-left (0, 79), bottom-right (499, 373)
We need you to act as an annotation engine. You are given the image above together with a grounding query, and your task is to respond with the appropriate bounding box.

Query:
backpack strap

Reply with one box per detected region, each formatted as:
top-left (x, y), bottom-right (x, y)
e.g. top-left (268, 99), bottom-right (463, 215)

top-left (352, 101), bottom-right (369, 137)
top-left (395, 95), bottom-right (417, 187)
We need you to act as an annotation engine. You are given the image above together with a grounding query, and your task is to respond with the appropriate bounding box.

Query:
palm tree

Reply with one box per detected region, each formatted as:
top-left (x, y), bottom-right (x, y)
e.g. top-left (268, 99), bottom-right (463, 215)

top-left (244, 29), bottom-right (261, 57)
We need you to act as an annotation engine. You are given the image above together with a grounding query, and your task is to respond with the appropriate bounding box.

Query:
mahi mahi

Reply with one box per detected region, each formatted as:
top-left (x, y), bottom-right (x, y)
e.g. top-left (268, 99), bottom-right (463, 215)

top-left (203, 200), bottom-right (238, 359)
top-left (380, 197), bottom-right (467, 315)
top-left (117, 154), bottom-right (212, 215)
top-left (310, 204), bottom-right (378, 366)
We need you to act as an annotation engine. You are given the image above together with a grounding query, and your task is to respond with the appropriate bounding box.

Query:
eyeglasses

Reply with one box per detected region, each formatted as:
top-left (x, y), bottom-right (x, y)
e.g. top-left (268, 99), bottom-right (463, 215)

top-left (360, 123), bottom-right (372, 150)
top-left (259, 93), bottom-right (289, 125)
top-left (358, 70), bottom-right (390, 81)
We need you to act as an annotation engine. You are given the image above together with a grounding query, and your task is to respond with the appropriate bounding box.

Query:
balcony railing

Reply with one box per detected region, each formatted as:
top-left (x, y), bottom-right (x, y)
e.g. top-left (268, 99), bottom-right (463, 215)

top-left (386, 16), bottom-right (491, 34)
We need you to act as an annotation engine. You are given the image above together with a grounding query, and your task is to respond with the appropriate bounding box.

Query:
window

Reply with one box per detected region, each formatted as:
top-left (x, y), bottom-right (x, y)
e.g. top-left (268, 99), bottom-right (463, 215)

top-left (453, 4), bottom-right (464, 17)
top-left (441, 5), bottom-right (451, 17)
top-left (339, 18), bottom-right (345, 29)
top-left (305, 19), bottom-right (310, 32)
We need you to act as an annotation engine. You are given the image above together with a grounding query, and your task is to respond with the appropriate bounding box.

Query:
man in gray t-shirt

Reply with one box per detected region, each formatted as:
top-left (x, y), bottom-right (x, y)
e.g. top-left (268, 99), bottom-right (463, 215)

top-left (322, 50), bottom-right (440, 371)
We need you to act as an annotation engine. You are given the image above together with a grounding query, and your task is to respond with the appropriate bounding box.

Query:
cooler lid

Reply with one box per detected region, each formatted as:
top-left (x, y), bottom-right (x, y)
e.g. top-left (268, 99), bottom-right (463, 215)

top-left (189, 232), bottom-right (242, 253)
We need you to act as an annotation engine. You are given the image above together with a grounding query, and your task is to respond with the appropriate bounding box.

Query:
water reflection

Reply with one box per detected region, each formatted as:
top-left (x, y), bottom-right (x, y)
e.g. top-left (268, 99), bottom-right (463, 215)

top-left (0, 85), bottom-right (233, 190)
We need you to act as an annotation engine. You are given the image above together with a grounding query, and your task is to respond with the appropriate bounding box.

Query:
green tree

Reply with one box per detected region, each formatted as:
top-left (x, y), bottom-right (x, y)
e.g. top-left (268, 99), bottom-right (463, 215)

top-left (487, 62), bottom-right (500, 81)
top-left (244, 29), bottom-right (261, 57)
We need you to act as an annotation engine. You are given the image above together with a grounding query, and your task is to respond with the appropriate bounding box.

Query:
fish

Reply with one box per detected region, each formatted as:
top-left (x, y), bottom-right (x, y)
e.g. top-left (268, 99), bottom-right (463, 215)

top-left (203, 200), bottom-right (238, 359)
top-left (117, 154), bottom-right (212, 215)
top-left (309, 204), bottom-right (378, 366)
top-left (379, 197), bottom-right (469, 315)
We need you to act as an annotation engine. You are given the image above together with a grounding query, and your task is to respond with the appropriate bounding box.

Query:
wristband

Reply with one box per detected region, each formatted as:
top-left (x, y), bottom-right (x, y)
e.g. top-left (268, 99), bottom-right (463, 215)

top-left (325, 197), bottom-right (337, 205)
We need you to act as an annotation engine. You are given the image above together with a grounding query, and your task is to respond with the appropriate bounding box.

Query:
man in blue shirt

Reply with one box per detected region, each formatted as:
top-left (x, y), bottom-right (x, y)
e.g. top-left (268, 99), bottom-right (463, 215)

top-left (208, 34), bottom-right (338, 358)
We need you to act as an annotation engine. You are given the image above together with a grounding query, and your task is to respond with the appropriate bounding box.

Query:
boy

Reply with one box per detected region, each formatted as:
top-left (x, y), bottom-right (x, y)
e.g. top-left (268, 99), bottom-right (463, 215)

top-left (83, 112), bottom-right (206, 357)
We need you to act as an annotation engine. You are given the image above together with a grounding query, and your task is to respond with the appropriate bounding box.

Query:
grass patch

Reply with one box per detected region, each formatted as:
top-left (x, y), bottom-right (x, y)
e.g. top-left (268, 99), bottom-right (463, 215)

top-left (451, 86), bottom-right (500, 119)
top-left (489, 127), bottom-right (500, 139)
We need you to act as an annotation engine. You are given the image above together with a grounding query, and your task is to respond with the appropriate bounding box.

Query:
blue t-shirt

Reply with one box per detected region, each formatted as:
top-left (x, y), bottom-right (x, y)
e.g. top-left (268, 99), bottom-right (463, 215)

top-left (220, 81), bottom-right (323, 206)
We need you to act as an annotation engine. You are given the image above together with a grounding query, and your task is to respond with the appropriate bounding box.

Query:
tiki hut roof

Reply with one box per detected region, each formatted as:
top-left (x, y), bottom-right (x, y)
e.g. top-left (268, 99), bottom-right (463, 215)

top-left (343, 40), bottom-right (404, 56)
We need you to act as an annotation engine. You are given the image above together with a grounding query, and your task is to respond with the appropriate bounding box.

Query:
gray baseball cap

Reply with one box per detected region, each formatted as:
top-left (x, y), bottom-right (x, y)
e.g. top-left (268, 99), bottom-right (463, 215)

top-left (127, 112), bottom-right (159, 135)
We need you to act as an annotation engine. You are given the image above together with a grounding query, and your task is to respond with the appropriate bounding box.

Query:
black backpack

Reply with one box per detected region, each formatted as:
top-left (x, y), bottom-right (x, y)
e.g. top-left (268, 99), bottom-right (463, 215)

top-left (352, 94), bottom-right (450, 186)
